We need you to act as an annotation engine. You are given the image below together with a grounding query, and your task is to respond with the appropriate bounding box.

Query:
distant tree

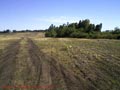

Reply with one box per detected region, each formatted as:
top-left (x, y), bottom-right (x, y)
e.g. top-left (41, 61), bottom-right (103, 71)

top-left (87, 24), bottom-right (95, 33)
top-left (44, 19), bottom-right (120, 39)
top-left (112, 27), bottom-right (120, 34)
top-left (46, 29), bottom-right (57, 37)
top-left (82, 19), bottom-right (90, 32)
top-left (78, 20), bottom-right (82, 28)
top-left (58, 27), bottom-right (67, 37)
top-left (13, 30), bottom-right (17, 33)
top-left (94, 23), bottom-right (102, 32)
top-left (45, 24), bottom-right (57, 37)
top-left (78, 19), bottom-right (91, 32)
top-left (6, 29), bottom-right (11, 33)
top-left (67, 22), bottom-right (69, 26)
top-left (3, 29), bottom-right (11, 33)
top-left (68, 23), bottom-right (75, 28)
top-left (48, 24), bottom-right (55, 31)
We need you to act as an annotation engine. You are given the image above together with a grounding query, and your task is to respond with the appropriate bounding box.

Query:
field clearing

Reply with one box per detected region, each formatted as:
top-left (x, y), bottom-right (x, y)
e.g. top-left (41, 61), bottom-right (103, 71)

top-left (34, 38), bottom-right (120, 90)
top-left (0, 33), bottom-right (120, 90)
top-left (0, 36), bottom-right (20, 54)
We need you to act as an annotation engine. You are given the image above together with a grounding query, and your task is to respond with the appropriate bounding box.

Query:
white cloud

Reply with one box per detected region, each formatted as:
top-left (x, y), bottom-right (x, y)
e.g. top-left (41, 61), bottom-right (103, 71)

top-left (34, 16), bottom-right (80, 24)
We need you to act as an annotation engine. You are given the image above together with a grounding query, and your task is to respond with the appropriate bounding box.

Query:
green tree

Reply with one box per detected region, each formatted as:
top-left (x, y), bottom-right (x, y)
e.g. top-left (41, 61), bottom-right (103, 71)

top-left (87, 24), bottom-right (95, 33)
top-left (45, 29), bottom-right (57, 37)
top-left (82, 19), bottom-right (90, 32)
top-left (94, 23), bottom-right (102, 32)
top-left (112, 27), bottom-right (120, 34)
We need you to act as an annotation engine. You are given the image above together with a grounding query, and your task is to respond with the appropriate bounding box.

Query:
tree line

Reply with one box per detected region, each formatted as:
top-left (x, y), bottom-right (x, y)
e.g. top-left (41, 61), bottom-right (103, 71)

top-left (45, 19), bottom-right (120, 39)
top-left (0, 29), bottom-right (45, 33)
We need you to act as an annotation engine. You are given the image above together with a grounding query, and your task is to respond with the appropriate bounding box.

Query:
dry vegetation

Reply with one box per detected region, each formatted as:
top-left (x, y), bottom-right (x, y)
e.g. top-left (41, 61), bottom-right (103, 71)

top-left (33, 38), bottom-right (120, 90)
top-left (0, 32), bottom-right (120, 90)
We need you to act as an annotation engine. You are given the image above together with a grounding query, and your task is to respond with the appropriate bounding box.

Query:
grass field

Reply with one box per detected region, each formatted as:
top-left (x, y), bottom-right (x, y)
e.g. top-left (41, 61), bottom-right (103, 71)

top-left (0, 32), bottom-right (120, 90)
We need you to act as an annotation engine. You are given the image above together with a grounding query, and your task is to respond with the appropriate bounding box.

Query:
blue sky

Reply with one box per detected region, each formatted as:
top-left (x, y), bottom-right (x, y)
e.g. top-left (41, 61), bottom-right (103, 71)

top-left (0, 0), bottom-right (120, 30)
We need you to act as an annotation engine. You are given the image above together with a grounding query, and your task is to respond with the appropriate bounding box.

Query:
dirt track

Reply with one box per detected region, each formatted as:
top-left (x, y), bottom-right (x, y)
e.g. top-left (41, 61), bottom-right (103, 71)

top-left (0, 38), bottom-right (91, 90)
top-left (0, 39), bottom-right (20, 87)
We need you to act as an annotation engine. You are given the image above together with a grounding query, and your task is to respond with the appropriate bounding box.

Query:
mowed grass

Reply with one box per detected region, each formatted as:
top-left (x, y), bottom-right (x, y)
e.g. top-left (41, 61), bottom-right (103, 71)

top-left (0, 32), bottom-right (44, 51)
top-left (0, 32), bottom-right (120, 90)
top-left (34, 38), bottom-right (120, 90)
top-left (0, 35), bottom-right (20, 53)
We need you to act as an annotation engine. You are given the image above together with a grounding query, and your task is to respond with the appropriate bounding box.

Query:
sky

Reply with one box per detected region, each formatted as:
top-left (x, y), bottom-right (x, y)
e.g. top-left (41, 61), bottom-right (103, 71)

top-left (0, 0), bottom-right (120, 31)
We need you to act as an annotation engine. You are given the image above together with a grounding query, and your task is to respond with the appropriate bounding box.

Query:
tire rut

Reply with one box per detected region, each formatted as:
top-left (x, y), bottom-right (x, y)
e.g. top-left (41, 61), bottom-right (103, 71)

top-left (0, 39), bottom-right (21, 87)
top-left (28, 38), bottom-right (89, 90)
top-left (28, 39), bottom-right (42, 86)
top-left (28, 39), bottom-right (52, 90)
top-left (0, 38), bottom-right (95, 90)
top-left (12, 38), bottom-right (38, 89)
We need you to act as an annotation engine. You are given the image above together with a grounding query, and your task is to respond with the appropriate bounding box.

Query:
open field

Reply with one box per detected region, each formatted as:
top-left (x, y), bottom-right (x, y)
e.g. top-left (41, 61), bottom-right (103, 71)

top-left (0, 32), bottom-right (120, 90)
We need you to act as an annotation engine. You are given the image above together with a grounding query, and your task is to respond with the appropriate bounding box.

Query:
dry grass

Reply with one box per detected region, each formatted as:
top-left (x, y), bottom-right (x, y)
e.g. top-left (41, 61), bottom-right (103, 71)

top-left (0, 33), bottom-right (120, 90)
top-left (33, 38), bottom-right (120, 90)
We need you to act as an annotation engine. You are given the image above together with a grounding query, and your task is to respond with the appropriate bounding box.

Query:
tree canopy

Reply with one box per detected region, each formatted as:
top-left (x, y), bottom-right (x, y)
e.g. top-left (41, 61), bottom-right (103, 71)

top-left (45, 19), bottom-right (120, 39)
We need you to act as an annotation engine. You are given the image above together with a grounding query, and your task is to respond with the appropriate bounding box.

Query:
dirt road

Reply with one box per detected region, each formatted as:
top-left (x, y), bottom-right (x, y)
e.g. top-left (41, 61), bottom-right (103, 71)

top-left (0, 38), bottom-right (90, 90)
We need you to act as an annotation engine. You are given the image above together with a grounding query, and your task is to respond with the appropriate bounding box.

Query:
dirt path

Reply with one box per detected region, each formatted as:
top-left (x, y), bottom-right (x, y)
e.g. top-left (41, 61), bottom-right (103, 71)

top-left (28, 39), bottom-right (52, 90)
top-left (12, 38), bottom-right (38, 89)
top-left (0, 39), bottom-right (21, 87)
top-left (28, 39), bottom-right (89, 90)
top-left (0, 38), bottom-right (91, 90)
